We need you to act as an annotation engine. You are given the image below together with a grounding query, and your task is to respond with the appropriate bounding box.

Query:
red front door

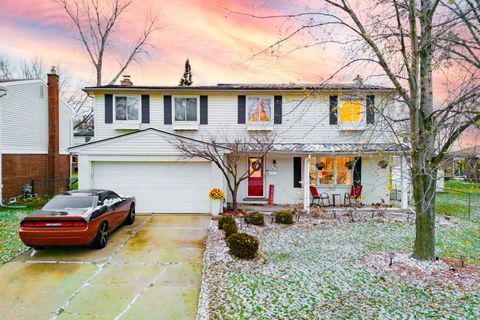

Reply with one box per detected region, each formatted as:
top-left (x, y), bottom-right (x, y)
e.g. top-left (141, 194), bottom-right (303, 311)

top-left (248, 157), bottom-right (264, 197)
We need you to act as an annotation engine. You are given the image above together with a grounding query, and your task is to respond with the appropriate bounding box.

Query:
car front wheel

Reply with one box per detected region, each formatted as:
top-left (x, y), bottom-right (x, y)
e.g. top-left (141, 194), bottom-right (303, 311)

top-left (92, 222), bottom-right (108, 249)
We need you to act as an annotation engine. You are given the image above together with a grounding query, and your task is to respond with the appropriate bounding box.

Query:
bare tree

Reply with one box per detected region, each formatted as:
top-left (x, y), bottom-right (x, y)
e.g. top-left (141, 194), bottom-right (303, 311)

top-left (19, 57), bottom-right (46, 79)
top-left (0, 55), bottom-right (13, 79)
top-left (56, 0), bottom-right (159, 86)
top-left (175, 133), bottom-right (276, 211)
top-left (225, 0), bottom-right (479, 260)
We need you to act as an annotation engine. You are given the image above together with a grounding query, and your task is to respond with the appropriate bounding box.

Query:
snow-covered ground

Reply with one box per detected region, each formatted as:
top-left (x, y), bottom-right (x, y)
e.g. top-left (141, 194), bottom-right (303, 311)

top-left (199, 212), bottom-right (480, 319)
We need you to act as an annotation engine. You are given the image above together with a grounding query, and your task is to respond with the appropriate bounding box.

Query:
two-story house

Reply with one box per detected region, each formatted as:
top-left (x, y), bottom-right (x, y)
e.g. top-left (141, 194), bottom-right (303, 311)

top-left (70, 77), bottom-right (408, 214)
top-left (0, 68), bottom-right (73, 203)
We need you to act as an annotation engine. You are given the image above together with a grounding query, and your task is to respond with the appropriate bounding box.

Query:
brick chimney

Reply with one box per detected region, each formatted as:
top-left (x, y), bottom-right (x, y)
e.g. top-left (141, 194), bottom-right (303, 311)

top-left (47, 66), bottom-right (60, 191)
top-left (120, 75), bottom-right (133, 86)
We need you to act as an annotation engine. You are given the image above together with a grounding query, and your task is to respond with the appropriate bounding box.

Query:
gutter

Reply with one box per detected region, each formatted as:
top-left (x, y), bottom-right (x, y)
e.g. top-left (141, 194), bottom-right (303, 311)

top-left (82, 85), bottom-right (396, 95)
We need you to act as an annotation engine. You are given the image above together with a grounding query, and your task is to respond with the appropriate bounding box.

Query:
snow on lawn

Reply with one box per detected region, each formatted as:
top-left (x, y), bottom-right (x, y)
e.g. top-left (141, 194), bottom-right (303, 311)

top-left (201, 215), bottom-right (480, 319)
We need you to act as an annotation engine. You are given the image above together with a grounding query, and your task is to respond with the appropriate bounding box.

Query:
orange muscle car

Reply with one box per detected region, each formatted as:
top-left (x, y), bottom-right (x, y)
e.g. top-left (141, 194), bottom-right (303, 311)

top-left (19, 190), bottom-right (135, 249)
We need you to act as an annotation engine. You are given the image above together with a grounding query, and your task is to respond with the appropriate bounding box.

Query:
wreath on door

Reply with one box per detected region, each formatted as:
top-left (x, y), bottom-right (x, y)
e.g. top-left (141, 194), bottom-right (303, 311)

top-left (252, 159), bottom-right (262, 171)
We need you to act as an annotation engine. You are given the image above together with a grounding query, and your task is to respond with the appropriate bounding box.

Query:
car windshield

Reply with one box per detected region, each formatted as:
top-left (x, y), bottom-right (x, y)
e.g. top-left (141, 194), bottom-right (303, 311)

top-left (42, 196), bottom-right (96, 211)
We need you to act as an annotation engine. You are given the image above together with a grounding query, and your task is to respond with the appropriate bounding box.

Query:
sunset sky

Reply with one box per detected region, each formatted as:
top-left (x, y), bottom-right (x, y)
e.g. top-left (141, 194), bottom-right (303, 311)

top-left (0, 0), bottom-right (478, 147)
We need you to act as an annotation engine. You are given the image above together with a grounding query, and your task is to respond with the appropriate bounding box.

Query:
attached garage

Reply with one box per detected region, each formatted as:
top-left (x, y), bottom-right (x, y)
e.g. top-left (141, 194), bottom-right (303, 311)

top-left (70, 129), bottom-right (225, 215)
top-left (92, 161), bottom-right (212, 213)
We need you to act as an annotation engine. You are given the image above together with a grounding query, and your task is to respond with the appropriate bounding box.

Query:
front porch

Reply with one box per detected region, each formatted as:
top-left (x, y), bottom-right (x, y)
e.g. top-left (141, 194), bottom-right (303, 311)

top-left (227, 143), bottom-right (410, 212)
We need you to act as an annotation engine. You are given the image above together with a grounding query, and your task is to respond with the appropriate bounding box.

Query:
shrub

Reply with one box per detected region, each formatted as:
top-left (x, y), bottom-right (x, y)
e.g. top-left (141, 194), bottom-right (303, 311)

top-left (245, 211), bottom-right (265, 226)
top-left (275, 210), bottom-right (294, 224)
top-left (226, 233), bottom-right (259, 259)
top-left (218, 215), bottom-right (235, 230)
top-left (223, 222), bottom-right (238, 238)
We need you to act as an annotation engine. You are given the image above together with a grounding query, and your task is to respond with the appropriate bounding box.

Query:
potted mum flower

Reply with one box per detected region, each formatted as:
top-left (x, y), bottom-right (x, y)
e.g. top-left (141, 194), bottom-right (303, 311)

top-left (208, 188), bottom-right (225, 216)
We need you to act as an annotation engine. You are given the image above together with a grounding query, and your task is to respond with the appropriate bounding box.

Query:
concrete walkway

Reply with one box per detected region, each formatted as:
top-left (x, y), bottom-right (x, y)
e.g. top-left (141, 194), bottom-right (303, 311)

top-left (0, 214), bottom-right (210, 320)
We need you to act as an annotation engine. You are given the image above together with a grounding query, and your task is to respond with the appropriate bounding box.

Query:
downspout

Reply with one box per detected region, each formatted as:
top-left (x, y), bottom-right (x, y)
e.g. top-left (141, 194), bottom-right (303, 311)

top-left (303, 154), bottom-right (311, 213)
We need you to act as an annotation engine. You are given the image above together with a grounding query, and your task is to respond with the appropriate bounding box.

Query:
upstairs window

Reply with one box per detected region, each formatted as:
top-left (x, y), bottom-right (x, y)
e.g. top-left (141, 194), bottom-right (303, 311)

top-left (115, 96), bottom-right (139, 121)
top-left (174, 97), bottom-right (198, 122)
top-left (339, 96), bottom-right (364, 124)
top-left (247, 96), bottom-right (272, 124)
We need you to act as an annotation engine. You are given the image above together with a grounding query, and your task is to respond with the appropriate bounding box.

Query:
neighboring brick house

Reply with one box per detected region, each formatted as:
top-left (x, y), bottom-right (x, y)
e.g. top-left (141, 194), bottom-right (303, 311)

top-left (0, 67), bottom-right (73, 203)
top-left (70, 76), bottom-right (409, 214)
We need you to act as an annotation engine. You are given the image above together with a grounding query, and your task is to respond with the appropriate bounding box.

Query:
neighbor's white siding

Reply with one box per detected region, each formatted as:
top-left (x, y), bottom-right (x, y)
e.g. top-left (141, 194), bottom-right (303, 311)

top-left (59, 99), bottom-right (73, 154)
top-left (0, 80), bottom-right (73, 154)
top-left (0, 81), bottom-right (48, 154)
top-left (93, 92), bottom-right (397, 145)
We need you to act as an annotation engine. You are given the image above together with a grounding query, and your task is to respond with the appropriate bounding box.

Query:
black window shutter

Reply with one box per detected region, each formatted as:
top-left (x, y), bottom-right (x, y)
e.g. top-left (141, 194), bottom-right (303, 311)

top-left (293, 157), bottom-right (302, 188)
top-left (353, 157), bottom-right (362, 185)
top-left (238, 95), bottom-right (246, 124)
top-left (105, 94), bottom-right (113, 123)
top-left (274, 95), bottom-right (282, 124)
top-left (200, 95), bottom-right (208, 124)
top-left (366, 95), bottom-right (375, 124)
top-left (141, 94), bottom-right (150, 124)
top-left (164, 95), bottom-right (172, 124)
top-left (329, 96), bottom-right (338, 125)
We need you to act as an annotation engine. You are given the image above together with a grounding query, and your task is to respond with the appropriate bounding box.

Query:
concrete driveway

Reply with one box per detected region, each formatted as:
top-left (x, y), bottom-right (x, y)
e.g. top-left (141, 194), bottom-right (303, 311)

top-left (0, 214), bottom-right (210, 320)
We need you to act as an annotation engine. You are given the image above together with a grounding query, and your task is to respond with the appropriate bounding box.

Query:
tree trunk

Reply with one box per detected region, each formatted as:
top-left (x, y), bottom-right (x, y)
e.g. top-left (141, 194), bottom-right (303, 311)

top-left (412, 0), bottom-right (436, 261)
top-left (96, 63), bottom-right (102, 86)
top-left (231, 188), bottom-right (238, 211)
top-left (412, 163), bottom-right (437, 260)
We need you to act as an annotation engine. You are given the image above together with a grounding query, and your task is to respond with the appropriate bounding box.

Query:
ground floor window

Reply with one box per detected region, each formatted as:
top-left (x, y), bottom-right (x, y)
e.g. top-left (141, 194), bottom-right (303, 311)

top-left (310, 156), bottom-right (353, 186)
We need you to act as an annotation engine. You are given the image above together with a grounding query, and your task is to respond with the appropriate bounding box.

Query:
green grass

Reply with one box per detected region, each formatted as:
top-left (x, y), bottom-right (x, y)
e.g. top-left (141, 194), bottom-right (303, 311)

top-left (435, 181), bottom-right (480, 220)
top-left (0, 197), bottom-right (51, 265)
top-left (71, 172), bottom-right (78, 190)
top-left (445, 181), bottom-right (480, 194)
top-left (0, 210), bottom-right (29, 265)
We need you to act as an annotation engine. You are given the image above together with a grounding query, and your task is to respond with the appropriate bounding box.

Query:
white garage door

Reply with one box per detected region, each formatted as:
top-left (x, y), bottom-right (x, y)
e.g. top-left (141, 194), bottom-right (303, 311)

top-left (92, 162), bottom-right (211, 213)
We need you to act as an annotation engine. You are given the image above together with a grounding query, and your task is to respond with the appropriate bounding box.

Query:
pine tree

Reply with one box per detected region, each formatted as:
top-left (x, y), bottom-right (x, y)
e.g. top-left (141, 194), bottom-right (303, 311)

top-left (179, 58), bottom-right (192, 86)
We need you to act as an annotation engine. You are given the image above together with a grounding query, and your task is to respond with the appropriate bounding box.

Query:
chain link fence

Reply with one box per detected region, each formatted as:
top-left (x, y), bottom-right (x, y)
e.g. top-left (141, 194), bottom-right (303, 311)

top-left (30, 178), bottom-right (77, 196)
top-left (436, 188), bottom-right (480, 221)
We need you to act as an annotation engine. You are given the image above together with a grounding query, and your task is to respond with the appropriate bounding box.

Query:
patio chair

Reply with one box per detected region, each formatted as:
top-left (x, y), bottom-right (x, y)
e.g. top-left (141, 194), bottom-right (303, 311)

top-left (310, 186), bottom-right (331, 207)
top-left (344, 184), bottom-right (363, 206)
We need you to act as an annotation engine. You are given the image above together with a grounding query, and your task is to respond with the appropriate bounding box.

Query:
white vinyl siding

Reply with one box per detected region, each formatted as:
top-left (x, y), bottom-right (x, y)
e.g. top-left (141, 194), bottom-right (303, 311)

top-left (59, 99), bottom-right (73, 154)
top-left (93, 92), bottom-right (395, 145)
top-left (0, 81), bottom-right (48, 153)
top-left (0, 80), bottom-right (73, 154)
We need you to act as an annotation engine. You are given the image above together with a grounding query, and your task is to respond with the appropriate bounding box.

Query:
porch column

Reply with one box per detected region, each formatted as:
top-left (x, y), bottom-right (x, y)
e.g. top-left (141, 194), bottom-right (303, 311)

top-left (303, 155), bottom-right (310, 212)
top-left (400, 155), bottom-right (409, 209)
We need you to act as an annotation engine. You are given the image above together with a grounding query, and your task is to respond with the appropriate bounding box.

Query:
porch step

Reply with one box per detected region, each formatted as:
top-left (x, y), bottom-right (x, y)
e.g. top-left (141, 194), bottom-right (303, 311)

top-left (242, 197), bottom-right (268, 204)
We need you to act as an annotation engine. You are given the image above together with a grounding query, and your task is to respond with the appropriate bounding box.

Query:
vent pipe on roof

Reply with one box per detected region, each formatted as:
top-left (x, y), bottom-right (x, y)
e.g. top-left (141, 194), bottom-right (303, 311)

top-left (121, 75), bottom-right (133, 86)
top-left (354, 74), bottom-right (363, 87)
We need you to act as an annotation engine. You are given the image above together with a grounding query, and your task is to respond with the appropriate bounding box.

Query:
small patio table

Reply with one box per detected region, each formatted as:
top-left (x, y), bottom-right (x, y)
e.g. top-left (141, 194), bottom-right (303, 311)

top-left (331, 193), bottom-right (341, 206)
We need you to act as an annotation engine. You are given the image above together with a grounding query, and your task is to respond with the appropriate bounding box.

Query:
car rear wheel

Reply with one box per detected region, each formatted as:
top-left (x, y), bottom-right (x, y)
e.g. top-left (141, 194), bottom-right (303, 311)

top-left (92, 222), bottom-right (108, 249)
top-left (124, 204), bottom-right (135, 225)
